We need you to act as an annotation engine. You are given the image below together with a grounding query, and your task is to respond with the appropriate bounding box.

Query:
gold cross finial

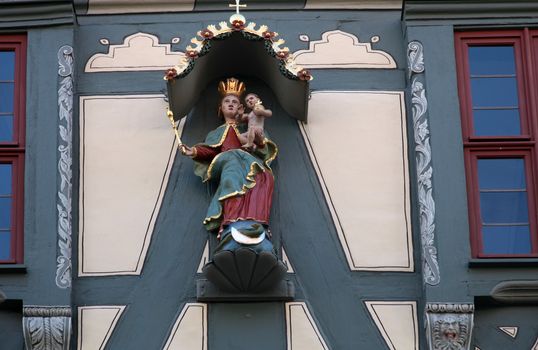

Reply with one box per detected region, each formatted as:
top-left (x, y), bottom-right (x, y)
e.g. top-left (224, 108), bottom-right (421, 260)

top-left (229, 0), bottom-right (247, 14)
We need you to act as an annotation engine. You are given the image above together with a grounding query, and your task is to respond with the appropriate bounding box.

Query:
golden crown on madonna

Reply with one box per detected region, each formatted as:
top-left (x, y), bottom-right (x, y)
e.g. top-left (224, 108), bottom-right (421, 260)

top-left (218, 77), bottom-right (246, 97)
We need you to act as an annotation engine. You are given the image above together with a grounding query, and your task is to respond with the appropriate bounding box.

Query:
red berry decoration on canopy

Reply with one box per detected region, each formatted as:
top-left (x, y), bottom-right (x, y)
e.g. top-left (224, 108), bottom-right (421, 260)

top-left (164, 67), bottom-right (178, 80)
top-left (186, 50), bottom-right (199, 59)
top-left (276, 50), bottom-right (289, 60)
top-left (232, 20), bottom-right (245, 31)
top-left (200, 29), bottom-right (214, 40)
top-left (262, 31), bottom-right (276, 41)
top-left (297, 69), bottom-right (312, 81)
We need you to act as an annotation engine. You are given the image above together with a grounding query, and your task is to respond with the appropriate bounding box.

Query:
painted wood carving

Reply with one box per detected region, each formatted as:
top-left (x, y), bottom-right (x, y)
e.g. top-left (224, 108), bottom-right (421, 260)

top-left (177, 77), bottom-right (287, 293)
top-left (164, 13), bottom-right (310, 297)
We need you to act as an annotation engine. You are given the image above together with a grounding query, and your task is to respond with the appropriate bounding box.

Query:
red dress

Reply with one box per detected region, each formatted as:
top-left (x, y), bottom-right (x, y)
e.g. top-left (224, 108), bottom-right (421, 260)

top-left (193, 126), bottom-right (274, 232)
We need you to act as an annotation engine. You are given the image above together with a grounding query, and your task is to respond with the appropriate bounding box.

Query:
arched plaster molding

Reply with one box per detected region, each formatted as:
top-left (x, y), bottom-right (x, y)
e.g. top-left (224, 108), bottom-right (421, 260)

top-left (365, 301), bottom-right (419, 350)
top-left (293, 30), bottom-right (396, 69)
top-left (85, 32), bottom-right (185, 72)
top-left (163, 303), bottom-right (207, 350)
top-left (77, 306), bottom-right (125, 350)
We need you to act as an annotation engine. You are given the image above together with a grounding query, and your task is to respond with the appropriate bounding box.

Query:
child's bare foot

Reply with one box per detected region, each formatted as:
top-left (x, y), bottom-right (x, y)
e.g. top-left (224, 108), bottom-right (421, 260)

top-left (242, 143), bottom-right (257, 151)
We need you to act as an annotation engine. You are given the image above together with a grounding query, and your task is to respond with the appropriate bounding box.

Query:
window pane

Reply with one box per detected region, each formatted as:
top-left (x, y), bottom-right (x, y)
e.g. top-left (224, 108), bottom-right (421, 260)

top-left (471, 77), bottom-right (519, 108)
top-left (0, 115), bottom-right (13, 142)
top-left (0, 82), bottom-right (14, 113)
top-left (482, 226), bottom-right (531, 255)
top-left (0, 197), bottom-right (11, 229)
top-left (478, 158), bottom-right (526, 189)
top-left (0, 232), bottom-right (11, 260)
top-left (469, 46), bottom-right (516, 75)
top-left (0, 163), bottom-right (11, 195)
top-left (473, 109), bottom-right (521, 136)
top-left (480, 192), bottom-right (529, 223)
top-left (0, 51), bottom-right (15, 81)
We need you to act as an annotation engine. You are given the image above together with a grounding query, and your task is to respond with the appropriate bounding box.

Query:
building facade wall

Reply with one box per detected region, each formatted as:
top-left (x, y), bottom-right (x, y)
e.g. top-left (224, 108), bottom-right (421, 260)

top-left (0, 1), bottom-right (536, 349)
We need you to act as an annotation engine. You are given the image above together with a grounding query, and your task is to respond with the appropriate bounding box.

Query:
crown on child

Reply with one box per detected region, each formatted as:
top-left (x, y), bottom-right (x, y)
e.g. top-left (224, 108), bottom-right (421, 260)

top-left (218, 77), bottom-right (246, 97)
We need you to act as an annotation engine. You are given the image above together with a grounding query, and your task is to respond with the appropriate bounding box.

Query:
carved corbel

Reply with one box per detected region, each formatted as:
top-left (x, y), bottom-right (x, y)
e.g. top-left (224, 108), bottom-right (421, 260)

top-left (23, 306), bottom-right (72, 350)
top-left (425, 303), bottom-right (474, 350)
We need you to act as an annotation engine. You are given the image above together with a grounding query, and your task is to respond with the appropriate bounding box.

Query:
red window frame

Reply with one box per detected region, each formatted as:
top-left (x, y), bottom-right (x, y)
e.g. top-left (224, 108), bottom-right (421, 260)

top-left (0, 34), bottom-right (26, 263)
top-left (456, 29), bottom-right (538, 258)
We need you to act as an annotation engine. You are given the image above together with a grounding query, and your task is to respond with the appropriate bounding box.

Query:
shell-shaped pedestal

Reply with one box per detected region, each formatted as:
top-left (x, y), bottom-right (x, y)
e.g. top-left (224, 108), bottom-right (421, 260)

top-left (202, 248), bottom-right (287, 293)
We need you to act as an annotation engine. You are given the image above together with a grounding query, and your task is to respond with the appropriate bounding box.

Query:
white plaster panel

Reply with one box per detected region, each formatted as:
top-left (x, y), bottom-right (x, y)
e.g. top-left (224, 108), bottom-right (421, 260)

top-left (85, 32), bottom-right (185, 72)
top-left (282, 247), bottom-right (295, 273)
top-left (285, 302), bottom-right (329, 350)
top-left (293, 30), bottom-right (396, 69)
top-left (498, 326), bottom-right (518, 338)
top-left (305, 0), bottom-right (402, 9)
top-left (300, 91), bottom-right (413, 271)
top-left (163, 303), bottom-right (207, 350)
top-left (77, 306), bottom-right (126, 350)
top-left (197, 241), bottom-right (209, 273)
top-left (365, 301), bottom-right (418, 350)
top-left (79, 95), bottom-right (180, 276)
top-left (87, 0), bottom-right (194, 14)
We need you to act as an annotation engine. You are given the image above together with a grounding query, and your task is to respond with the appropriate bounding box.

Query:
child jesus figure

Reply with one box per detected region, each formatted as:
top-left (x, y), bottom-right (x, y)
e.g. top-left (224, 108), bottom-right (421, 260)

top-left (237, 93), bottom-right (272, 149)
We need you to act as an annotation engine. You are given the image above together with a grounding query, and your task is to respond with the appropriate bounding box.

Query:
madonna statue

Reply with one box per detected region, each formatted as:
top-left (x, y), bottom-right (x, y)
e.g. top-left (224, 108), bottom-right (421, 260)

top-left (181, 78), bottom-right (287, 293)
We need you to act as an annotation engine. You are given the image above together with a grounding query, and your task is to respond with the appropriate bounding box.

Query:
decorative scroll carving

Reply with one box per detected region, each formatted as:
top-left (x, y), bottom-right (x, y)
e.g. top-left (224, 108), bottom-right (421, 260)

top-left (56, 45), bottom-right (74, 289)
top-left (425, 303), bottom-right (474, 350)
top-left (407, 41), bottom-right (440, 286)
top-left (23, 306), bottom-right (72, 350)
top-left (407, 41), bottom-right (424, 75)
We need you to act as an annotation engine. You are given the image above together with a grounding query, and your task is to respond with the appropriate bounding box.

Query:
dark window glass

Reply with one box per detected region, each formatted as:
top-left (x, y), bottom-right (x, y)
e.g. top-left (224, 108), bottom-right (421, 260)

top-left (473, 109), bottom-right (521, 136)
top-left (0, 163), bottom-right (11, 195)
top-left (0, 115), bottom-right (13, 142)
top-left (0, 51), bottom-right (15, 81)
top-left (0, 197), bottom-right (11, 229)
top-left (478, 158), bottom-right (526, 189)
top-left (0, 82), bottom-right (14, 113)
top-left (0, 164), bottom-right (11, 233)
top-left (469, 46), bottom-right (516, 75)
top-left (0, 37), bottom-right (24, 264)
top-left (471, 77), bottom-right (519, 108)
top-left (478, 158), bottom-right (529, 224)
top-left (482, 226), bottom-right (532, 254)
top-left (468, 45), bottom-right (521, 136)
top-left (0, 231), bottom-right (11, 260)
top-left (480, 192), bottom-right (529, 223)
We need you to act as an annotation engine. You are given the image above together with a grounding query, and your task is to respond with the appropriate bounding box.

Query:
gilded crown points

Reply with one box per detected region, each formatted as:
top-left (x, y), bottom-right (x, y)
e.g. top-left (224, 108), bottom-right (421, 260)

top-left (218, 77), bottom-right (246, 97)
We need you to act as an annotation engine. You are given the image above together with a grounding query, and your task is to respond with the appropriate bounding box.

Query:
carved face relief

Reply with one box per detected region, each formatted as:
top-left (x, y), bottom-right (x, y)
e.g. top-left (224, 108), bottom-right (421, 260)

top-left (220, 94), bottom-right (241, 120)
top-left (432, 316), bottom-right (468, 350)
top-left (244, 93), bottom-right (259, 109)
